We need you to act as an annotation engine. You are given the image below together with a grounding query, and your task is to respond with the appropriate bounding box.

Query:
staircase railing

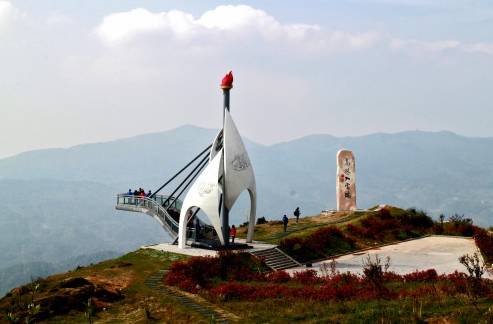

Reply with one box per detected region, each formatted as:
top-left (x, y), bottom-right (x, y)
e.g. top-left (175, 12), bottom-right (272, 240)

top-left (116, 194), bottom-right (180, 236)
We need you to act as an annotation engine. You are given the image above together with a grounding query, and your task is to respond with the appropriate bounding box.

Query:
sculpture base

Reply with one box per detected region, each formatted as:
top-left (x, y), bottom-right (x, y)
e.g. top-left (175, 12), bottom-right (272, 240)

top-left (191, 240), bottom-right (251, 251)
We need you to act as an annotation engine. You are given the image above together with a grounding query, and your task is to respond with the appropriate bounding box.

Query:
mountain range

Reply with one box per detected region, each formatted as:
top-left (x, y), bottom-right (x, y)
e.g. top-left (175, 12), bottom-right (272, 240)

top-left (1, 125), bottom-right (492, 296)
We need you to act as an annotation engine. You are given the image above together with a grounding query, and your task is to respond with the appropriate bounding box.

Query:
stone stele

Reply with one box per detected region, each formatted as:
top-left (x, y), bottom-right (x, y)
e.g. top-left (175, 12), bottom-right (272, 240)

top-left (336, 149), bottom-right (357, 211)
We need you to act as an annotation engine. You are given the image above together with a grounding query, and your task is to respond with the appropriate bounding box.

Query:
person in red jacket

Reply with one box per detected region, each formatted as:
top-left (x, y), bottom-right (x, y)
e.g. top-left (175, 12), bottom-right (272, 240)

top-left (139, 189), bottom-right (145, 205)
top-left (230, 225), bottom-right (237, 243)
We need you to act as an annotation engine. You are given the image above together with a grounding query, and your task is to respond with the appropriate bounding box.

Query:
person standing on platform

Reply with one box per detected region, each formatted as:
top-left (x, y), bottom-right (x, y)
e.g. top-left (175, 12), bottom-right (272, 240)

top-left (282, 214), bottom-right (289, 232)
top-left (139, 189), bottom-right (145, 205)
top-left (230, 225), bottom-right (237, 243)
top-left (294, 207), bottom-right (301, 223)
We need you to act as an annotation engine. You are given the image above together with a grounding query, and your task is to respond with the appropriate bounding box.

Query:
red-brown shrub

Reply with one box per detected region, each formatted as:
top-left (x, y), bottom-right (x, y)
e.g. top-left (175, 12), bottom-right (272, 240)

top-left (292, 269), bottom-right (318, 284)
top-left (403, 269), bottom-right (438, 282)
top-left (266, 270), bottom-right (291, 283)
top-left (166, 256), bottom-right (218, 291)
top-left (165, 252), bottom-right (266, 292)
top-left (280, 226), bottom-right (355, 262)
top-left (346, 223), bottom-right (366, 237)
top-left (209, 282), bottom-right (257, 300)
top-left (474, 228), bottom-right (493, 263)
top-left (440, 271), bottom-right (468, 294)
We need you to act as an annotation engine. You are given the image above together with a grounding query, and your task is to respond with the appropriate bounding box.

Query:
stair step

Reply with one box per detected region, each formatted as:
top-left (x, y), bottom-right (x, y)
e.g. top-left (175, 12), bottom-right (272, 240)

top-left (250, 248), bottom-right (300, 271)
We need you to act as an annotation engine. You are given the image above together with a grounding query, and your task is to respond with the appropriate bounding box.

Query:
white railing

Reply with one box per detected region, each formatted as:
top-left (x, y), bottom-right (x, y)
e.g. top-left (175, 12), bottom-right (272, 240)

top-left (116, 194), bottom-right (180, 235)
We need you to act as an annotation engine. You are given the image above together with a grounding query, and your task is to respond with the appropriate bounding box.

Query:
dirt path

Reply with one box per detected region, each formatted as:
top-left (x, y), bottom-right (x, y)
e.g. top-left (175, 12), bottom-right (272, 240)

top-left (145, 270), bottom-right (240, 323)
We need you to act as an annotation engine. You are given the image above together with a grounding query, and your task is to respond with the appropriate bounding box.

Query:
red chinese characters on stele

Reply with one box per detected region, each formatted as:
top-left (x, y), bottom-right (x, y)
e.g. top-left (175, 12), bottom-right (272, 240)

top-left (336, 149), bottom-right (357, 211)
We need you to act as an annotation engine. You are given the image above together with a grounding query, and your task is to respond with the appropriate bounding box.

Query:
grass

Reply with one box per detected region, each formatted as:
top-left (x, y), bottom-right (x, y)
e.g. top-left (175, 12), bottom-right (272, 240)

top-left (0, 249), bottom-right (210, 323)
top-left (217, 297), bottom-right (493, 323)
top-left (237, 209), bottom-right (374, 244)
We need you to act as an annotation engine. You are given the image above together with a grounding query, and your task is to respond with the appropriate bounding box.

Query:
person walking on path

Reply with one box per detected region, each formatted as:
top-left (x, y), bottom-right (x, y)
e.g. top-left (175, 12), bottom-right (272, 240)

top-left (230, 225), bottom-right (237, 243)
top-left (282, 215), bottom-right (289, 232)
top-left (294, 207), bottom-right (301, 223)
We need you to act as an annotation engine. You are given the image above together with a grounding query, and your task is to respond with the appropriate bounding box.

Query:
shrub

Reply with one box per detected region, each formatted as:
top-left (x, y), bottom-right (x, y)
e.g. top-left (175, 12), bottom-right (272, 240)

top-left (379, 208), bottom-right (392, 219)
top-left (351, 208), bottom-right (433, 242)
top-left (362, 254), bottom-right (390, 296)
top-left (165, 252), bottom-right (267, 292)
top-left (292, 270), bottom-right (318, 284)
top-left (239, 221), bottom-right (249, 228)
top-left (403, 269), bottom-right (438, 282)
top-left (209, 282), bottom-right (257, 301)
top-left (346, 223), bottom-right (366, 237)
top-left (404, 210), bottom-right (434, 228)
top-left (459, 253), bottom-right (489, 298)
top-left (441, 271), bottom-right (468, 294)
top-left (166, 256), bottom-right (218, 291)
top-left (280, 226), bottom-right (355, 262)
top-left (474, 229), bottom-right (493, 263)
top-left (256, 217), bottom-right (268, 225)
top-left (265, 270), bottom-right (291, 283)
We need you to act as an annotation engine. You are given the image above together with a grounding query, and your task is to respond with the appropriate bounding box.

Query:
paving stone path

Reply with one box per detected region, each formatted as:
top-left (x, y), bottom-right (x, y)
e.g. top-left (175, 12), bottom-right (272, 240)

top-left (145, 270), bottom-right (237, 323)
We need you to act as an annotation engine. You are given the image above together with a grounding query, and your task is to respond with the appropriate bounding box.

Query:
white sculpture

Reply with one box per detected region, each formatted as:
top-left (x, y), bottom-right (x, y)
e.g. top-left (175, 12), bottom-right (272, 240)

top-left (178, 73), bottom-right (256, 248)
top-left (336, 149), bottom-right (357, 211)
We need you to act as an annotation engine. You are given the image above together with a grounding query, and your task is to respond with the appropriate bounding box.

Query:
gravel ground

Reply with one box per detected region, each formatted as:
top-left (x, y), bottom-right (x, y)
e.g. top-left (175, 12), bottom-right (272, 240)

top-left (289, 236), bottom-right (490, 277)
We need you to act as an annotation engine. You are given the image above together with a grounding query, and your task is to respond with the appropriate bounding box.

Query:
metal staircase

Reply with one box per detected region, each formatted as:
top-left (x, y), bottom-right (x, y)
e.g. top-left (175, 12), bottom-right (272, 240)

top-left (116, 194), bottom-right (180, 238)
top-left (115, 144), bottom-right (213, 243)
top-left (250, 247), bottom-right (301, 270)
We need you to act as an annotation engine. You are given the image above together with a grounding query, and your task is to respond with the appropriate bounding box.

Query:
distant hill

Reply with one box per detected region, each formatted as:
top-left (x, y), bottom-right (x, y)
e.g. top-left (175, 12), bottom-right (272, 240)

top-left (1, 125), bottom-right (492, 296)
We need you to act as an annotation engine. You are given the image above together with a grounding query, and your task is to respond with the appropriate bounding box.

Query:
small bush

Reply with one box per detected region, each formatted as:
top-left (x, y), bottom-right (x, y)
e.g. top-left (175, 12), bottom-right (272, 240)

top-left (292, 270), bottom-right (318, 284)
top-left (362, 254), bottom-right (390, 296)
top-left (403, 269), bottom-right (438, 282)
top-left (459, 253), bottom-right (489, 298)
top-left (280, 226), bottom-right (355, 262)
top-left (265, 270), bottom-right (291, 283)
top-left (165, 252), bottom-right (266, 292)
top-left (256, 217), bottom-right (268, 225)
top-left (474, 229), bottom-right (493, 263)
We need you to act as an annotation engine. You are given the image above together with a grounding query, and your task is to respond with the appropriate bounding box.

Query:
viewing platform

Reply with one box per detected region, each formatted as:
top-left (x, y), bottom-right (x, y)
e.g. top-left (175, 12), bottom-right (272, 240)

top-left (115, 194), bottom-right (181, 238)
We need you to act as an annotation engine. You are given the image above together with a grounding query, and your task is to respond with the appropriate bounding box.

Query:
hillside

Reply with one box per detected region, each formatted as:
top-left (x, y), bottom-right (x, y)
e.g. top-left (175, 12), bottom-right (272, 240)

top-left (2, 126), bottom-right (493, 297)
top-left (2, 209), bottom-right (493, 323)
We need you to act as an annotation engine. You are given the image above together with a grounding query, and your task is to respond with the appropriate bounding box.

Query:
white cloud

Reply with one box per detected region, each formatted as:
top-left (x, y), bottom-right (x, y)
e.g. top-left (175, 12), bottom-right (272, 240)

top-left (390, 38), bottom-right (493, 56)
top-left (0, 1), bottom-right (14, 25)
top-left (46, 11), bottom-right (73, 25)
top-left (95, 5), bottom-right (379, 52)
top-left (95, 8), bottom-right (195, 43)
top-left (390, 39), bottom-right (460, 52)
top-left (464, 42), bottom-right (493, 56)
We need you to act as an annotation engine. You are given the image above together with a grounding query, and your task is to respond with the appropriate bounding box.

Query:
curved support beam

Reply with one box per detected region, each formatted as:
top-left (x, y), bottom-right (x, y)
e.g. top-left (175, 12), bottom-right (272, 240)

top-left (246, 188), bottom-right (256, 243)
top-left (177, 151), bottom-right (224, 249)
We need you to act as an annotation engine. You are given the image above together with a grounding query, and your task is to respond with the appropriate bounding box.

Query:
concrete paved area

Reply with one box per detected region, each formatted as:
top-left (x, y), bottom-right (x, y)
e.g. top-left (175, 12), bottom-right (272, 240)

top-left (288, 236), bottom-right (487, 277)
top-left (143, 238), bottom-right (276, 257)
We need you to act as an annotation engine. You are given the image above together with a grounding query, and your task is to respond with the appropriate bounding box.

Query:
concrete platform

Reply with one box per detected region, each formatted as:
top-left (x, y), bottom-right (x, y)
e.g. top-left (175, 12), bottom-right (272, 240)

top-left (143, 239), bottom-right (276, 257)
top-left (288, 236), bottom-right (489, 277)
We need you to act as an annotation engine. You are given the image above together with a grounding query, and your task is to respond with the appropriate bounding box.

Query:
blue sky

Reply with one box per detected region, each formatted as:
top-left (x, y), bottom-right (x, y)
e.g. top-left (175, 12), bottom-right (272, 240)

top-left (1, 0), bottom-right (492, 157)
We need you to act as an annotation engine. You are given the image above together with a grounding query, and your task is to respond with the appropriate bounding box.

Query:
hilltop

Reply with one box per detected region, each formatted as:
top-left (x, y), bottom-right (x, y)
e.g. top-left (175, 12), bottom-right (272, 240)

top-left (2, 126), bottom-right (493, 297)
top-left (2, 207), bottom-right (493, 323)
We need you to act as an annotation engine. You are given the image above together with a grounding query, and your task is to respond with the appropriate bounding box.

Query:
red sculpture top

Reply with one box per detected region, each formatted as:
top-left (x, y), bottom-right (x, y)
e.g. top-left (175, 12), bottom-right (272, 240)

top-left (221, 71), bottom-right (233, 89)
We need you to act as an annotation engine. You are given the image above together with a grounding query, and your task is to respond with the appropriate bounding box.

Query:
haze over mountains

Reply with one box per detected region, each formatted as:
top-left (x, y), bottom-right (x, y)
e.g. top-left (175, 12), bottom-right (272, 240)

top-left (1, 125), bottom-right (492, 296)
